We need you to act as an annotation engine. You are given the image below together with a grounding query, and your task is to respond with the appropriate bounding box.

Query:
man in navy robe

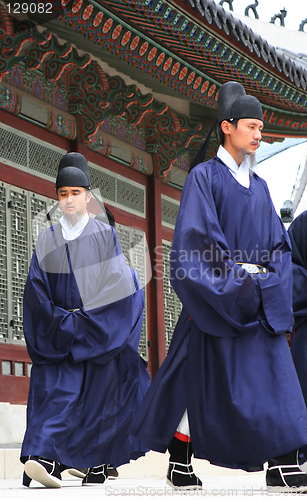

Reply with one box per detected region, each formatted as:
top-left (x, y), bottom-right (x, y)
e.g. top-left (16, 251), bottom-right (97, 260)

top-left (288, 212), bottom-right (307, 403)
top-left (20, 152), bottom-right (150, 488)
top-left (131, 82), bottom-right (307, 492)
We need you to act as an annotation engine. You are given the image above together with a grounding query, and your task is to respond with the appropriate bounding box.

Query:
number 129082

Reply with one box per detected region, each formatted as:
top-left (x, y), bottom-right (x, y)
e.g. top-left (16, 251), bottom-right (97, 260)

top-left (6, 2), bottom-right (53, 14)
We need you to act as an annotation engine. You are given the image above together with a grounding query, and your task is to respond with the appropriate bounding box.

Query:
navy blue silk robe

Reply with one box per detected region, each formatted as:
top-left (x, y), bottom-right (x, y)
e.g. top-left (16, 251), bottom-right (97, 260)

top-left (132, 157), bottom-right (307, 471)
top-left (288, 211), bottom-right (307, 405)
top-left (21, 217), bottom-right (150, 468)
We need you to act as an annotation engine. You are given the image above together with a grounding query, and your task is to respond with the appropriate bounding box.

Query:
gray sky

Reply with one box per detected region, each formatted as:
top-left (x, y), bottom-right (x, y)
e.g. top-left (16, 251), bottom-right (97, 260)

top-left (255, 142), bottom-right (307, 213)
top-left (214, 0), bottom-right (307, 31)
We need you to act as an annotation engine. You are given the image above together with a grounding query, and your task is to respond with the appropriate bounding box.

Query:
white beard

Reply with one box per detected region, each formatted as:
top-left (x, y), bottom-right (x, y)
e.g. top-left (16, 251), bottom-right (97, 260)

top-left (63, 210), bottom-right (82, 226)
top-left (238, 147), bottom-right (257, 171)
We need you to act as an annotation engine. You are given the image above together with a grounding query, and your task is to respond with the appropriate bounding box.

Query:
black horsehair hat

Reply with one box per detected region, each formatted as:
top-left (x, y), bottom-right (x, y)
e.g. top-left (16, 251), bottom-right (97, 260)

top-left (189, 81), bottom-right (263, 172)
top-left (218, 81), bottom-right (263, 124)
top-left (45, 152), bottom-right (115, 226)
top-left (56, 152), bottom-right (90, 190)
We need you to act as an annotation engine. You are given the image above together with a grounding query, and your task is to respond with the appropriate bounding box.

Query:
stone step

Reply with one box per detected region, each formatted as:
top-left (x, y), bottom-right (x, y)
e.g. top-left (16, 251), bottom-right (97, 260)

top-left (0, 447), bottom-right (249, 480)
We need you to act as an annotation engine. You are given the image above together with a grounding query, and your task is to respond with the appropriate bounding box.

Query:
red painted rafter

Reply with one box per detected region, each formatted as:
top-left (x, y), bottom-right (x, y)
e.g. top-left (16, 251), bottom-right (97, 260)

top-left (94, 3), bottom-right (236, 82)
top-left (92, 0), bottom-right (243, 90)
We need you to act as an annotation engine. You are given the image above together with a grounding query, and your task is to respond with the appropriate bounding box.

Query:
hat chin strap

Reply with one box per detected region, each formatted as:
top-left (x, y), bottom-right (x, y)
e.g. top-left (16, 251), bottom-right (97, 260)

top-left (44, 202), bottom-right (59, 224)
top-left (189, 120), bottom-right (217, 173)
top-left (43, 190), bottom-right (113, 226)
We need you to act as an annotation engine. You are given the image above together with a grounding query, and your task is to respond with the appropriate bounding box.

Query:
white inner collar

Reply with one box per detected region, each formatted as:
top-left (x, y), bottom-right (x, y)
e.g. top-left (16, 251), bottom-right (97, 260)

top-left (217, 145), bottom-right (250, 188)
top-left (59, 211), bottom-right (89, 241)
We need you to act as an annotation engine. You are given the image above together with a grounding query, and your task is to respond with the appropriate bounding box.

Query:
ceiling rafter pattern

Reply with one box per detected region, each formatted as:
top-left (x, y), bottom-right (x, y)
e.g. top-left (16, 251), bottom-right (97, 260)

top-left (0, 19), bottom-right (91, 82)
top-left (50, 0), bottom-right (307, 136)
top-left (66, 57), bottom-right (207, 177)
top-left (0, 18), bottom-right (206, 179)
top-left (109, 0), bottom-right (307, 108)
top-left (53, 0), bottom-right (227, 104)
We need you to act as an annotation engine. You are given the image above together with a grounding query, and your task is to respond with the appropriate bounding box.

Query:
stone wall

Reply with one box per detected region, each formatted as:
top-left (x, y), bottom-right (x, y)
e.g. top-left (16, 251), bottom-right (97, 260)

top-left (0, 403), bottom-right (26, 445)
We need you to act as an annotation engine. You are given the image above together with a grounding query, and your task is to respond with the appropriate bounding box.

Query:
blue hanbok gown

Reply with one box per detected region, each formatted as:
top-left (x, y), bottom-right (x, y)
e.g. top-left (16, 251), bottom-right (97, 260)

top-left (288, 211), bottom-right (307, 405)
top-left (21, 217), bottom-right (150, 468)
top-left (131, 157), bottom-right (307, 471)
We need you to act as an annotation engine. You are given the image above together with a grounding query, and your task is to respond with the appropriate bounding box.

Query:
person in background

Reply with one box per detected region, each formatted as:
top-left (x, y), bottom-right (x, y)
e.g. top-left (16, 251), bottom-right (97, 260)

top-left (21, 152), bottom-right (150, 488)
top-left (66, 206), bottom-right (120, 483)
top-left (288, 211), bottom-right (307, 403)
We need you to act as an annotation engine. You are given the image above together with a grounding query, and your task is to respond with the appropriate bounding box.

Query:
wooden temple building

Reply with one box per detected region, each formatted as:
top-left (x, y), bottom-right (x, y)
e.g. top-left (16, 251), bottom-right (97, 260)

top-left (0, 0), bottom-right (307, 409)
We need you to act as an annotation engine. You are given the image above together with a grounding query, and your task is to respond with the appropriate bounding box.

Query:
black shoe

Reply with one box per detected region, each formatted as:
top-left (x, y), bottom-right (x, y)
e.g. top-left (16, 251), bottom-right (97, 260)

top-left (167, 462), bottom-right (202, 490)
top-left (82, 464), bottom-right (108, 486)
top-left (22, 471), bottom-right (32, 487)
top-left (107, 464), bottom-right (119, 479)
top-left (24, 456), bottom-right (62, 488)
top-left (266, 450), bottom-right (307, 492)
top-left (167, 436), bottom-right (202, 490)
top-left (68, 467), bottom-right (89, 478)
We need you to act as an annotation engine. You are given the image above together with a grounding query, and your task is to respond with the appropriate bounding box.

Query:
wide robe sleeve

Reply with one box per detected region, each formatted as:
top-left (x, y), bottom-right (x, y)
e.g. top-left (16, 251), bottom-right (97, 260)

top-left (23, 226), bottom-right (144, 365)
top-left (170, 163), bottom-right (293, 337)
top-left (23, 251), bottom-right (78, 364)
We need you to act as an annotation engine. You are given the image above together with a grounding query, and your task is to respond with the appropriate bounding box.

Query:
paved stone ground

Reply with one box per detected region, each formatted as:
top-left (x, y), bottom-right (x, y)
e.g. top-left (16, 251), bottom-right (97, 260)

top-left (0, 473), bottom-right (303, 499)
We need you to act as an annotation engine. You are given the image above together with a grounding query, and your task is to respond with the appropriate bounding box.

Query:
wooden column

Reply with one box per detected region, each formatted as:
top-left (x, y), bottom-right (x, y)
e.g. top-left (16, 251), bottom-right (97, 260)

top-left (147, 159), bottom-right (166, 378)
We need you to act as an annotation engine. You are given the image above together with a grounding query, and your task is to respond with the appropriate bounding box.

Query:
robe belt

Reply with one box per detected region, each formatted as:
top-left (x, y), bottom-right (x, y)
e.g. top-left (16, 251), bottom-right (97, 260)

top-left (67, 308), bottom-right (80, 312)
top-left (237, 263), bottom-right (267, 275)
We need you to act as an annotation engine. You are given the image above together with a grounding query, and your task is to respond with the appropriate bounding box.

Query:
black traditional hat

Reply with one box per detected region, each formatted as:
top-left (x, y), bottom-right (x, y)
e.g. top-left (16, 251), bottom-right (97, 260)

top-left (218, 82), bottom-right (263, 123)
top-left (228, 95), bottom-right (263, 122)
top-left (217, 81), bottom-right (246, 123)
top-left (56, 152), bottom-right (90, 190)
top-left (45, 153), bottom-right (115, 224)
top-left (189, 81), bottom-right (263, 171)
